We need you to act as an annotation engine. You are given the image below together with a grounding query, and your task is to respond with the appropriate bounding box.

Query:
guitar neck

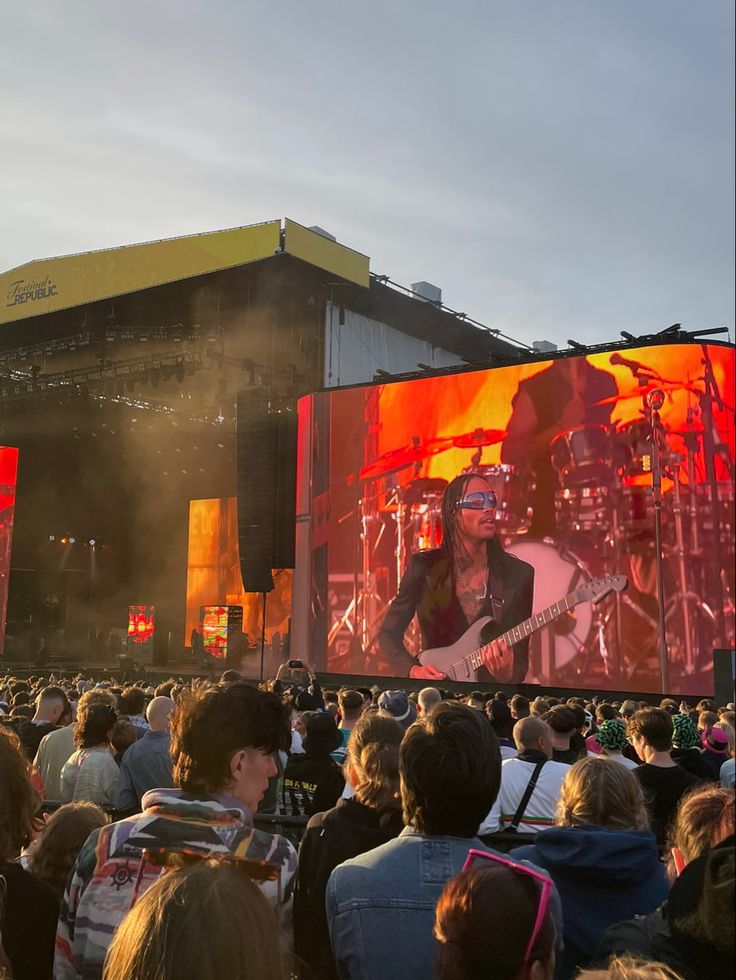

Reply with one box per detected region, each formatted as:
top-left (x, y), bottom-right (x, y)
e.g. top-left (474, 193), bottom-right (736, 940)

top-left (452, 590), bottom-right (581, 678)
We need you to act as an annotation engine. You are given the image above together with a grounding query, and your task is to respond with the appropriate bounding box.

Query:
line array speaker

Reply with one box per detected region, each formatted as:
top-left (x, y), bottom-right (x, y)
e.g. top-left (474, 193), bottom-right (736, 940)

top-left (236, 388), bottom-right (297, 593)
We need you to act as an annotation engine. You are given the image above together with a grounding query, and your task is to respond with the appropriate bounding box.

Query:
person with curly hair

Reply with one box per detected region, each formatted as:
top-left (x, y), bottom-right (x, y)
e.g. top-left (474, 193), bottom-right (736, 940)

top-left (27, 802), bottom-right (107, 899)
top-left (59, 699), bottom-right (119, 806)
top-left (512, 757), bottom-right (668, 978)
top-left (0, 729), bottom-right (59, 979)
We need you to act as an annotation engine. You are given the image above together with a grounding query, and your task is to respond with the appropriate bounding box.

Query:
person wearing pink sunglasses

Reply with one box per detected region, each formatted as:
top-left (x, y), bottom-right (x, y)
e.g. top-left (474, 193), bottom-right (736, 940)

top-left (435, 849), bottom-right (556, 980)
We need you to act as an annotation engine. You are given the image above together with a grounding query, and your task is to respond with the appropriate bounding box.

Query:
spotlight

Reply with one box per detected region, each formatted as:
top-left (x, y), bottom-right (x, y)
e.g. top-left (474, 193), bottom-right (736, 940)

top-left (89, 539), bottom-right (96, 546)
top-left (68, 537), bottom-right (76, 544)
top-left (61, 537), bottom-right (68, 544)
top-left (48, 534), bottom-right (55, 542)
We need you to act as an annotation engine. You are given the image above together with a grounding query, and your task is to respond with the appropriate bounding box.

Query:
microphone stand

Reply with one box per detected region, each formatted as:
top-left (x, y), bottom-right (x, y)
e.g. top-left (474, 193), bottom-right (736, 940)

top-left (647, 389), bottom-right (669, 690)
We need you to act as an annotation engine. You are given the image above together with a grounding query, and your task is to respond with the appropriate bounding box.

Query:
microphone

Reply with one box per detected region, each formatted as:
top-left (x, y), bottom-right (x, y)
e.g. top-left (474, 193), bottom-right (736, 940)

top-left (610, 352), bottom-right (658, 377)
top-left (646, 389), bottom-right (666, 411)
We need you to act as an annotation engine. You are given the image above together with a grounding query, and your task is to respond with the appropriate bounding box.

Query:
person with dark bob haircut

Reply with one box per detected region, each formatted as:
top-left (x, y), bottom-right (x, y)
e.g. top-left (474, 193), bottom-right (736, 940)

top-left (327, 703), bottom-right (554, 979)
top-left (628, 707), bottom-right (702, 845)
top-left (55, 682), bottom-right (298, 980)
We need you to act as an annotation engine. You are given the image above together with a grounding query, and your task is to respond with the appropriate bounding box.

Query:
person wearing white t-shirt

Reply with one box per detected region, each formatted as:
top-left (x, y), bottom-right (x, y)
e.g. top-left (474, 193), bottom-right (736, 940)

top-left (487, 716), bottom-right (570, 835)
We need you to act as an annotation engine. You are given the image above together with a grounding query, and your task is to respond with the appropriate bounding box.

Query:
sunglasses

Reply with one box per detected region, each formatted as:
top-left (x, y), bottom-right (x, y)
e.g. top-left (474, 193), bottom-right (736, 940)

top-left (131, 847), bottom-right (280, 906)
top-left (462, 849), bottom-right (553, 963)
top-left (455, 490), bottom-right (498, 511)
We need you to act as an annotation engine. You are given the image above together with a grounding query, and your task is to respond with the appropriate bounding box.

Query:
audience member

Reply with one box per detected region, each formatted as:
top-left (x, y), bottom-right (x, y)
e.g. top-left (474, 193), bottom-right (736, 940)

top-left (282, 712), bottom-right (345, 817)
top-left (720, 752), bottom-right (735, 788)
top-left (376, 689), bottom-right (417, 731)
top-left (544, 706), bottom-right (582, 764)
top-left (511, 693), bottom-right (531, 721)
top-left (578, 954), bottom-right (686, 979)
top-left (487, 698), bottom-right (518, 758)
top-left (54, 682), bottom-right (298, 980)
top-left (114, 696), bottom-right (176, 812)
top-left (110, 718), bottom-right (137, 766)
top-left (416, 686), bottom-right (442, 718)
top-left (595, 720), bottom-right (638, 769)
top-left (18, 686), bottom-right (72, 761)
top-left (512, 757), bottom-right (667, 977)
top-left (597, 784), bottom-right (735, 979)
top-left (102, 863), bottom-right (286, 980)
top-left (119, 688), bottom-right (149, 733)
top-left (60, 698), bottom-right (119, 806)
top-left (326, 703), bottom-right (510, 979)
top-left (670, 714), bottom-right (716, 780)
top-left (700, 725), bottom-right (729, 773)
top-left (483, 717), bottom-right (569, 835)
top-left (628, 709), bottom-right (702, 845)
top-left (27, 802), bottom-right (107, 899)
top-left (435, 856), bottom-right (556, 980)
top-left (295, 713), bottom-right (404, 979)
top-left (332, 689), bottom-right (364, 764)
top-left (0, 729), bottom-right (59, 980)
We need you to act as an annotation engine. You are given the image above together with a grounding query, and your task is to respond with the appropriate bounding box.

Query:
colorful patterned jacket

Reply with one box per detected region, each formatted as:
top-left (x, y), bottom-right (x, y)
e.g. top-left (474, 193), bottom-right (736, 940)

top-left (53, 788), bottom-right (298, 980)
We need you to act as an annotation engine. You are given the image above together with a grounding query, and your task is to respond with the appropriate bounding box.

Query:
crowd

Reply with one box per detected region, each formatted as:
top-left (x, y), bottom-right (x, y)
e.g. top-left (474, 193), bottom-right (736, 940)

top-left (0, 667), bottom-right (734, 980)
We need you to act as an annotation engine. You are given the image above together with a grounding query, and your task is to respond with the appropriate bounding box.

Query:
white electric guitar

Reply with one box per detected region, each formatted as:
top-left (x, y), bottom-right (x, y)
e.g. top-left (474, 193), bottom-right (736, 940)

top-left (418, 574), bottom-right (628, 681)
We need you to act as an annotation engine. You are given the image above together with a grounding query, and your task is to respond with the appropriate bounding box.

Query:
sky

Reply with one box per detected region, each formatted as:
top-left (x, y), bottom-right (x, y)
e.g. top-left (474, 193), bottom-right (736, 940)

top-left (1, 0), bottom-right (733, 349)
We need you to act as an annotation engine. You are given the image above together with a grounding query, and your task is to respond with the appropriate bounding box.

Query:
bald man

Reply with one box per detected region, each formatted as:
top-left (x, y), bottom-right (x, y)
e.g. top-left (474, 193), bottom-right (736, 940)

top-left (494, 717), bottom-right (571, 834)
top-left (416, 687), bottom-right (442, 717)
top-left (114, 696), bottom-right (175, 812)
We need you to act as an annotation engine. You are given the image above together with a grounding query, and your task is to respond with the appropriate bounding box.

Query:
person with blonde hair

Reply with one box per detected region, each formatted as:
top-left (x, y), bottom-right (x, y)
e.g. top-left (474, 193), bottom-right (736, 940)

top-left (598, 784), bottom-right (736, 977)
top-left (512, 757), bottom-right (667, 978)
top-left (295, 712), bottom-right (405, 978)
top-left (102, 862), bottom-right (286, 980)
top-left (577, 954), bottom-right (684, 978)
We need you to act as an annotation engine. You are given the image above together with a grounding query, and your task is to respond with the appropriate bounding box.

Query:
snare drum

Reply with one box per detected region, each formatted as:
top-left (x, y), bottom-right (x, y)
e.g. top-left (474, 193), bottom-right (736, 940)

top-left (461, 464), bottom-right (533, 534)
top-left (505, 539), bottom-right (593, 675)
top-left (554, 486), bottom-right (611, 535)
top-left (549, 425), bottom-right (611, 488)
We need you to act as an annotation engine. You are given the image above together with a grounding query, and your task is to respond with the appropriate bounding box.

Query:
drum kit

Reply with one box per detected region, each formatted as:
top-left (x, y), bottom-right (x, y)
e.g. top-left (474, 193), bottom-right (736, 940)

top-left (332, 381), bottom-right (734, 687)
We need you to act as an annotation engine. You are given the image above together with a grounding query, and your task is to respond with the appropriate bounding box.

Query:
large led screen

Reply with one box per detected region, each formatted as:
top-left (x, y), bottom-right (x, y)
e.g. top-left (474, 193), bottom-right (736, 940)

top-left (0, 446), bottom-right (19, 657)
top-left (294, 343), bottom-right (735, 695)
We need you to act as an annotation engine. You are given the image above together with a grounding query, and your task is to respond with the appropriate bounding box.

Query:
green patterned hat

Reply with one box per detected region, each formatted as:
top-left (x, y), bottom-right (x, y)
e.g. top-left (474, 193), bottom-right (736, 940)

top-left (597, 719), bottom-right (629, 752)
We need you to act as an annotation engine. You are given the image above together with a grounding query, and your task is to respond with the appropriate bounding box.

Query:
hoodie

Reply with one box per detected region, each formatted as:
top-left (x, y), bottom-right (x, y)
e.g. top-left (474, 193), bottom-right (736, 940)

top-left (513, 825), bottom-right (668, 979)
top-left (54, 788), bottom-right (298, 980)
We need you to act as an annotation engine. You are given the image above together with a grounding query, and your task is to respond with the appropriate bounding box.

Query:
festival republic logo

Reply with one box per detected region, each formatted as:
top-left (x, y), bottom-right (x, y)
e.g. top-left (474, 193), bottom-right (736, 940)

top-left (6, 275), bottom-right (58, 307)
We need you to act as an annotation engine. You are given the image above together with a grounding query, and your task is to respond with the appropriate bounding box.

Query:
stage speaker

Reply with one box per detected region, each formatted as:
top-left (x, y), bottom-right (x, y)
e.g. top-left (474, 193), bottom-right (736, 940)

top-left (236, 388), bottom-right (297, 594)
top-left (713, 648), bottom-right (735, 707)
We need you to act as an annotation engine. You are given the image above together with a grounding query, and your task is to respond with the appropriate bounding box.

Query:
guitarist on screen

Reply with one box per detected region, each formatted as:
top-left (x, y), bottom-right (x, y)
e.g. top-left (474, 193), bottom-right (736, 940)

top-left (377, 473), bottom-right (534, 683)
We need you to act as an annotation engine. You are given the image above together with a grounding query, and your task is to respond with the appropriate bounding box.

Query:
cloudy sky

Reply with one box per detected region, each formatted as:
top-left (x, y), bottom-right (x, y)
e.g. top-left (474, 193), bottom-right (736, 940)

top-left (2, 0), bottom-right (733, 348)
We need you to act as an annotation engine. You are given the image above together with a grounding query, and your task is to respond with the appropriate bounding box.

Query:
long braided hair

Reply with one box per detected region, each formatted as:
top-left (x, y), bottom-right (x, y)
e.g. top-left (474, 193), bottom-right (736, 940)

top-left (440, 473), bottom-right (502, 572)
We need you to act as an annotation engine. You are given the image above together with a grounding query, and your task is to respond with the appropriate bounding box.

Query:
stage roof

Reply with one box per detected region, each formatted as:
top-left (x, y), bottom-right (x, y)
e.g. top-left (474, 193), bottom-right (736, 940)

top-left (0, 218), bottom-right (370, 327)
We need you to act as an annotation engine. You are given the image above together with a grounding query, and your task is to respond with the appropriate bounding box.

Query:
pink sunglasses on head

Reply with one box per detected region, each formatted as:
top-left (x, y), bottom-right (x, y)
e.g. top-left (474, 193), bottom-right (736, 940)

top-left (462, 848), bottom-right (553, 964)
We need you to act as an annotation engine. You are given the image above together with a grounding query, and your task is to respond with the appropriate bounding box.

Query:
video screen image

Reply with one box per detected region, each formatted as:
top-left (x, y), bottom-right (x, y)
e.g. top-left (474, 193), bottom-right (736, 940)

top-left (127, 605), bottom-right (155, 646)
top-left (0, 447), bottom-right (19, 657)
top-left (297, 343), bottom-right (735, 695)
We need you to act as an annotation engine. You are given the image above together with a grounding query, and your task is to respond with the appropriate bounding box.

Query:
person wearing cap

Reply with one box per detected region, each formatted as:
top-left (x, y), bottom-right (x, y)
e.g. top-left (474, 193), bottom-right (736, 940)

top-left (282, 713), bottom-right (345, 817)
top-left (377, 690), bottom-right (417, 731)
top-left (700, 725), bottom-right (730, 776)
top-left (595, 720), bottom-right (639, 770)
top-left (628, 708), bottom-right (703, 846)
top-left (671, 714), bottom-right (718, 780)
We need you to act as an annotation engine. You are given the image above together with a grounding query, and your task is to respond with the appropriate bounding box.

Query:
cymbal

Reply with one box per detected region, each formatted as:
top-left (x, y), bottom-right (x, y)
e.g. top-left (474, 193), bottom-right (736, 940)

top-left (359, 437), bottom-right (454, 481)
top-left (401, 477), bottom-right (448, 504)
top-left (596, 381), bottom-right (701, 407)
top-left (452, 427), bottom-right (507, 448)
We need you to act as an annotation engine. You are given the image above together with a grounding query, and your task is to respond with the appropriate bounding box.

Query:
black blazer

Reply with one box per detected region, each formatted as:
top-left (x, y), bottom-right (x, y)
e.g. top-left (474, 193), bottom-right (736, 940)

top-left (377, 539), bottom-right (534, 682)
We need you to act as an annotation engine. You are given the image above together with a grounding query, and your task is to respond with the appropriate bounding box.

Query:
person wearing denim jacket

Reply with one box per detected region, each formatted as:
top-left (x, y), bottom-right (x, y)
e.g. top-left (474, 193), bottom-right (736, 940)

top-left (326, 702), bottom-right (560, 980)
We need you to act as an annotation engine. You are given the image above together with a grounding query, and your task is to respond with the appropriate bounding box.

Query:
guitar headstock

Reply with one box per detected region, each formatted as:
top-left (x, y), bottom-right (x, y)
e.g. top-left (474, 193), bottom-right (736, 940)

top-left (577, 574), bottom-right (628, 605)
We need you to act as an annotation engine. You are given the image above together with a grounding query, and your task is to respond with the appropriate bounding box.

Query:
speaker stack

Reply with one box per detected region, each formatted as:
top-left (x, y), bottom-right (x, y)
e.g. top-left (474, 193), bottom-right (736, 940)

top-left (236, 388), bottom-right (297, 594)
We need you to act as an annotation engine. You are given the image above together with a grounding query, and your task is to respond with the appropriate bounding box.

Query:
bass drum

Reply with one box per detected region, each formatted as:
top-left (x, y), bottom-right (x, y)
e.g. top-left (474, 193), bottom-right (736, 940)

top-left (504, 539), bottom-right (594, 681)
